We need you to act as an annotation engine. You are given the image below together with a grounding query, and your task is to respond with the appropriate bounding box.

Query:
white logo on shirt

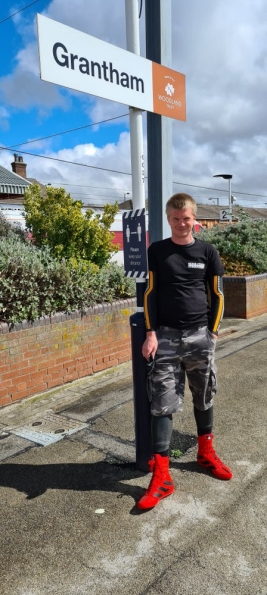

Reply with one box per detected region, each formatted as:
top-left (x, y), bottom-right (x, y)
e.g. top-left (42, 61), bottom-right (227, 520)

top-left (188, 263), bottom-right (205, 269)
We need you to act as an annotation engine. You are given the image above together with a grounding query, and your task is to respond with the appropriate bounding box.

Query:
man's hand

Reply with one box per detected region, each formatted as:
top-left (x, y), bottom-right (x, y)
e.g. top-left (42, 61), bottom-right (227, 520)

top-left (142, 331), bottom-right (158, 360)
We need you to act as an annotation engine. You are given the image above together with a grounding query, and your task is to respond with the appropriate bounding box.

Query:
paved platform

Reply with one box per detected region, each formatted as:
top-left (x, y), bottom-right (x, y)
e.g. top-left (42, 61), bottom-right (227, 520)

top-left (0, 314), bottom-right (267, 595)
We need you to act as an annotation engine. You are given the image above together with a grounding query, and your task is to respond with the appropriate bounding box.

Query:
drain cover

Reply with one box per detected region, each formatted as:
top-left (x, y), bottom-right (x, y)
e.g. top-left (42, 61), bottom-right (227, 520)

top-left (10, 412), bottom-right (88, 446)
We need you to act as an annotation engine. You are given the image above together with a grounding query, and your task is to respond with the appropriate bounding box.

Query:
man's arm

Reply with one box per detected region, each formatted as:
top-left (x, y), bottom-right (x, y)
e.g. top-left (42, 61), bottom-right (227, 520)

top-left (142, 268), bottom-right (158, 359)
top-left (208, 275), bottom-right (224, 337)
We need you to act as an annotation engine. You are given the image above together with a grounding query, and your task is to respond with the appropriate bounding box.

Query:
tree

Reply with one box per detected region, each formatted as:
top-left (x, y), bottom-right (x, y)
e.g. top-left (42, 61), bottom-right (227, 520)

top-left (23, 184), bottom-right (119, 267)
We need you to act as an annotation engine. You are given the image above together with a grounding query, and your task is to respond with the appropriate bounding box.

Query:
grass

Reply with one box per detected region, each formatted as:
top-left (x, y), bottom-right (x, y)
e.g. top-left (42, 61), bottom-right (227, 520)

top-left (170, 449), bottom-right (183, 458)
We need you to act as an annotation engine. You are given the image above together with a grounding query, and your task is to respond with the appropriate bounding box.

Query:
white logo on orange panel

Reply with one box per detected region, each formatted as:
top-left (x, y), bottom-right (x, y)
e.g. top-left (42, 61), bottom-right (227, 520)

top-left (165, 76), bottom-right (175, 97)
top-left (152, 64), bottom-right (186, 121)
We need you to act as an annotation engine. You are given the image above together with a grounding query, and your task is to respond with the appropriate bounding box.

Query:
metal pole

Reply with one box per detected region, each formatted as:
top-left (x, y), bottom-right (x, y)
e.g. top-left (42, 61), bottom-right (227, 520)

top-left (146, 0), bottom-right (173, 242)
top-left (229, 177), bottom-right (232, 224)
top-left (125, 0), bottom-right (145, 211)
top-left (125, 0), bottom-right (152, 471)
top-left (213, 174), bottom-right (233, 223)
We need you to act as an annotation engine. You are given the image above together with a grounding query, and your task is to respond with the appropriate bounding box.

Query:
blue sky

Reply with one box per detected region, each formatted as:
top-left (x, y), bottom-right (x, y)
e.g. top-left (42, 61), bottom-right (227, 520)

top-left (1, 0), bottom-right (267, 207)
top-left (1, 1), bottom-right (128, 150)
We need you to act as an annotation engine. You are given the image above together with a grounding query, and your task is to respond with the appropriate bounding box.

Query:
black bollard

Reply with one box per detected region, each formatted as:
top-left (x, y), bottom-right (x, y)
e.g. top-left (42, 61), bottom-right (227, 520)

top-left (130, 280), bottom-right (152, 472)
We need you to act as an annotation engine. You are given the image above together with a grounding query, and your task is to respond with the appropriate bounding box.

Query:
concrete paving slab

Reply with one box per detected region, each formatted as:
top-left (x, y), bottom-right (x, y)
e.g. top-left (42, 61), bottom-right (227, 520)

top-left (0, 432), bottom-right (35, 461)
top-left (60, 380), bottom-right (133, 423)
top-left (0, 315), bottom-right (267, 594)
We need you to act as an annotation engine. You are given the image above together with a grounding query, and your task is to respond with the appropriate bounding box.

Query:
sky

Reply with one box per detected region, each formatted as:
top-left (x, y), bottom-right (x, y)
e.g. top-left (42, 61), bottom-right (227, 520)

top-left (1, 0), bottom-right (267, 208)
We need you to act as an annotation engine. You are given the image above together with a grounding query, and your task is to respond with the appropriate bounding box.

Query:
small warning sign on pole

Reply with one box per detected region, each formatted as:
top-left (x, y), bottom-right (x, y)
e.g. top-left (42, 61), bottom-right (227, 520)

top-left (122, 209), bottom-right (148, 278)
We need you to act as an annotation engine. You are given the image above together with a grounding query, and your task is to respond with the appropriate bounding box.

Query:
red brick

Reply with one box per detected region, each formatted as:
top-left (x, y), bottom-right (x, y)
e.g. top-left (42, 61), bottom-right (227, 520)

top-left (93, 363), bottom-right (107, 373)
top-left (38, 358), bottom-right (59, 370)
top-left (56, 356), bottom-right (71, 365)
top-left (0, 364), bottom-right (10, 375)
top-left (1, 379), bottom-right (12, 389)
top-left (0, 395), bottom-right (12, 407)
top-left (12, 388), bottom-right (31, 400)
top-left (0, 387), bottom-right (9, 399)
top-left (32, 383), bottom-right (48, 393)
top-left (78, 368), bottom-right (93, 378)
top-left (17, 382), bottom-right (27, 391)
top-left (1, 370), bottom-right (17, 382)
top-left (31, 371), bottom-right (48, 383)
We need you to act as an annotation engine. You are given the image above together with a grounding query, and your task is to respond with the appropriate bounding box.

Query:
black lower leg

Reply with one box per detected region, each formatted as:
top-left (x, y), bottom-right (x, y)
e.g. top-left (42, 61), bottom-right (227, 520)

top-left (151, 414), bottom-right (173, 456)
top-left (194, 405), bottom-right (213, 436)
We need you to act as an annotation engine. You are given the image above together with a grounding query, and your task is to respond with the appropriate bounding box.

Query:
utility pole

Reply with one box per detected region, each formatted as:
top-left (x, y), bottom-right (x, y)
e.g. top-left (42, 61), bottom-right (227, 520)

top-left (145, 0), bottom-right (173, 241)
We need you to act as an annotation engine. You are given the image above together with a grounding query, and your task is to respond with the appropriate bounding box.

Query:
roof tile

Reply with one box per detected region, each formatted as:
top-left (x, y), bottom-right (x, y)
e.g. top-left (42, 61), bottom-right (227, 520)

top-left (0, 164), bottom-right (31, 195)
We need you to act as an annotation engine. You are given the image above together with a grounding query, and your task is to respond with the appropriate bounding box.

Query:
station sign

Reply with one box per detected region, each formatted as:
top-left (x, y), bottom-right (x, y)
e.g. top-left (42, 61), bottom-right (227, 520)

top-left (37, 14), bottom-right (186, 121)
top-left (220, 209), bottom-right (231, 221)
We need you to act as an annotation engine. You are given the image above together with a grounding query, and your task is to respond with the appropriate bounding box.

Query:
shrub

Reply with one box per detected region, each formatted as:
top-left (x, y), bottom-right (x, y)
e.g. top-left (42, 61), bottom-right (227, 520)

top-left (198, 219), bottom-right (267, 275)
top-left (23, 183), bottom-right (119, 267)
top-left (0, 236), bottom-right (135, 324)
top-left (0, 210), bottom-right (25, 241)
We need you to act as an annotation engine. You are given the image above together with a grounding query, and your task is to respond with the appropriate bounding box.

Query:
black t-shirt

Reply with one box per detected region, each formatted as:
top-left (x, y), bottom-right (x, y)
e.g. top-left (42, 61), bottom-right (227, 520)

top-left (146, 237), bottom-right (224, 330)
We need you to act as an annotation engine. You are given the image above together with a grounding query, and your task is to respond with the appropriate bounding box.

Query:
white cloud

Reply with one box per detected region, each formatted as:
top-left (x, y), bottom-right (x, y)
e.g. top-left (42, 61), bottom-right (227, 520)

top-left (45, 0), bottom-right (128, 48)
top-left (0, 68), bottom-right (70, 111)
top-left (15, 131), bottom-right (132, 205)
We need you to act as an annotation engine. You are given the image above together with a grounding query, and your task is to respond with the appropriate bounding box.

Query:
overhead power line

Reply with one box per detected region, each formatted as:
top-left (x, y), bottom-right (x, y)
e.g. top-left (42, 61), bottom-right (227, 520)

top-left (0, 0), bottom-right (40, 25)
top-left (39, 182), bottom-right (129, 192)
top-left (173, 179), bottom-right (267, 199)
top-left (7, 113), bottom-right (129, 149)
top-left (0, 145), bottom-right (132, 177)
top-left (1, 145), bottom-right (266, 200)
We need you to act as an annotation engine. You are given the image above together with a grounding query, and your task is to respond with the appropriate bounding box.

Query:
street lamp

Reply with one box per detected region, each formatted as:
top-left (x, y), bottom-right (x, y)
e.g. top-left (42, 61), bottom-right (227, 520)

top-left (124, 191), bottom-right (130, 202)
top-left (208, 197), bottom-right (220, 206)
top-left (213, 174), bottom-right (233, 223)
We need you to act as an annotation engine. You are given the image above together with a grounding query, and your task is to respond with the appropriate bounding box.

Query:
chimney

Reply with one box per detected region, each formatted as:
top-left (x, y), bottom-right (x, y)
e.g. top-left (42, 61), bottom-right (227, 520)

top-left (11, 153), bottom-right (27, 179)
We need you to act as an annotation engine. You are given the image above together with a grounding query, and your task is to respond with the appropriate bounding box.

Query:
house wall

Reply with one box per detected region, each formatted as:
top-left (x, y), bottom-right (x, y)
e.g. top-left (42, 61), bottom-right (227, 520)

top-left (0, 299), bottom-right (136, 409)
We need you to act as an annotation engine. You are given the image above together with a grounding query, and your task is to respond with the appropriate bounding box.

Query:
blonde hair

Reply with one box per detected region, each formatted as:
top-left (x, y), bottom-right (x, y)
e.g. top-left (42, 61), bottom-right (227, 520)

top-left (166, 193), bottom-right (197, 217)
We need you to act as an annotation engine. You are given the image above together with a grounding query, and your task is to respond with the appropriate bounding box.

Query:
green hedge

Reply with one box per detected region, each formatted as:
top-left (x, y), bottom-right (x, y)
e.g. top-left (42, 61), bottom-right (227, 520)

top-left (198, 219), bottom-right (267, 275)
top-left (0, 235), bottom-right (135, 325)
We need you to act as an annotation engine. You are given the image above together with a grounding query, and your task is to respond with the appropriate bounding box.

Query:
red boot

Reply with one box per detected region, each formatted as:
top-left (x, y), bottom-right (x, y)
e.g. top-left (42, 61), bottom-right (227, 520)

top-left (197, 434), bottom-right (233, 480)
top-left (137, 454), bottom-right (175, 510)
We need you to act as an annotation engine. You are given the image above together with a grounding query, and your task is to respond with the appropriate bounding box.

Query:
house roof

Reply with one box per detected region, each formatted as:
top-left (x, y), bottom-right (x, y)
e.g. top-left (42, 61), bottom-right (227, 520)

top-left (0, 164), bottom-right (31, 195)
top-left (27, 178), bottom-right (47, 197)
top-left (196, 204), bottom-right (267, 220)
top-left (118, 201), bottom-right (267, 221)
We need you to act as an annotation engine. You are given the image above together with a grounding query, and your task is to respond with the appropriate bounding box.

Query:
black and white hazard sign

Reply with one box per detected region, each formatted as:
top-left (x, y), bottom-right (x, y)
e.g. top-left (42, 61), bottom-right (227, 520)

top-left (122, 209), bottom-right (148, 278)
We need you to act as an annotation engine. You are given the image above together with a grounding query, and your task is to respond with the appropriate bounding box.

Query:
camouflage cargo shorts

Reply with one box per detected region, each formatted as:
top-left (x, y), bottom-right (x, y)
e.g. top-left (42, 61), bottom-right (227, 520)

top-left (147, 326), bottom-right (217, 416)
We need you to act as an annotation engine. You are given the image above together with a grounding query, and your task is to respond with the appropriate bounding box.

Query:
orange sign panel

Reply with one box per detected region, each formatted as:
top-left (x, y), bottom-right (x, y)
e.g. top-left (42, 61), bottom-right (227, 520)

top-left (152, 62), bottom-right (186, 121)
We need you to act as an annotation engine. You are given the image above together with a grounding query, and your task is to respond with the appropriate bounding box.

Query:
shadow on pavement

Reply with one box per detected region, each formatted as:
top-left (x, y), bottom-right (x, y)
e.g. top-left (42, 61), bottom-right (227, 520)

top-left (0, 461), bottom-right (146, 501)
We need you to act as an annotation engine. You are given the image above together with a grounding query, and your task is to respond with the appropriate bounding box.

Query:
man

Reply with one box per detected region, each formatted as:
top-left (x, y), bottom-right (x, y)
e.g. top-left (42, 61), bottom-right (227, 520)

top-left (137, 193), bottom-right (232, 511)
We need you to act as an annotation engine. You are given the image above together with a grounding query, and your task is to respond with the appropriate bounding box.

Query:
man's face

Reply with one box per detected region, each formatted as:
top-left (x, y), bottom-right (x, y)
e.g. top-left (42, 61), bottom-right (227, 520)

top-left (167, 207), bottom-right (196, 243)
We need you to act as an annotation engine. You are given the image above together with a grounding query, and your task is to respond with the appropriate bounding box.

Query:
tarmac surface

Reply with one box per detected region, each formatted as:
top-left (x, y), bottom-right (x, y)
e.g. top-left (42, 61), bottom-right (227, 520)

top-left (0, 314), bottom-right (267, 595)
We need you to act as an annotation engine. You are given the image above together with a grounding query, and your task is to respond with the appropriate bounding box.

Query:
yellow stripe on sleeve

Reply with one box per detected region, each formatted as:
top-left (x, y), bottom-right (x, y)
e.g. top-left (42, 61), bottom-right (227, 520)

top-left (144, 271), bottom-right (154, 330)
top-left (212, 275), bottom-right (224, 332)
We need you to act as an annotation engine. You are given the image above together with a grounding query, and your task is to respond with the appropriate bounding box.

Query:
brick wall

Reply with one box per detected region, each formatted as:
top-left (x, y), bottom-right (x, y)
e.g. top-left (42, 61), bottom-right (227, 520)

top-left (1, 275), bottom-right (267, 409)
top-left (0, 299), bottom-right (136, 409)
top-left (223, 273), bottom-right (267, 319)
